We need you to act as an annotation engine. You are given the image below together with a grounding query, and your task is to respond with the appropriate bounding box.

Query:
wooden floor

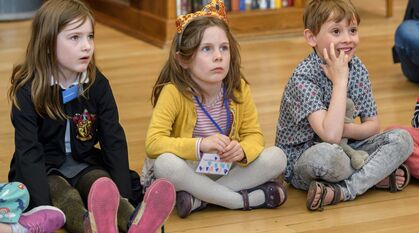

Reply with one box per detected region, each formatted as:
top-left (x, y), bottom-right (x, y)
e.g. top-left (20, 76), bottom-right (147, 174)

top-left (1, 0), bottom-right (418, 232)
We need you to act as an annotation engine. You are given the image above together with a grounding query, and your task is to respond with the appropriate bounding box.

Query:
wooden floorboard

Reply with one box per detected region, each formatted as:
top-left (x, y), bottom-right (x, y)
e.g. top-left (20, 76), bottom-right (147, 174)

top-left (0, 0), bottom-right (418, 232)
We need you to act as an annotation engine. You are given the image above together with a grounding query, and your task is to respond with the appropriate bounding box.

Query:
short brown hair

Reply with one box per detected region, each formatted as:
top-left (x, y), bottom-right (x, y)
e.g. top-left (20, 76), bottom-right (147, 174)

top-left (303, 0), bottom-right (360, 35)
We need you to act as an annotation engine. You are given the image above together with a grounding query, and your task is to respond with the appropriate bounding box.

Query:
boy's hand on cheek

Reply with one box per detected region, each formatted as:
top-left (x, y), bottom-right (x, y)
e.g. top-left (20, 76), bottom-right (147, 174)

top-left (219, 140), bottom-right (244, 162)
top-left (200, 133), bottom-right (230, 154)
top-left (320, 43), bottom-right (349, 86)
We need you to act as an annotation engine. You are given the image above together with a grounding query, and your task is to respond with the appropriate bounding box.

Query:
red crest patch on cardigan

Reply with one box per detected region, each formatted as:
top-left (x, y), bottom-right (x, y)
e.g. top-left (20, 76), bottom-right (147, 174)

top-left (72, 109), bottom-right (96, 141)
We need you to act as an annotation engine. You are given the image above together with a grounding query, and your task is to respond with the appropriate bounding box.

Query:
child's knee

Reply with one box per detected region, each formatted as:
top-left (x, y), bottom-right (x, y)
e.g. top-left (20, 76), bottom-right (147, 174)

top-left (48, 175), bottom-right (71, 194)
top-left (258, 146), bottom-right (287, 175)
top-left (302, 143), bottom-right (346, 163)
top-left (154, 153), bottom-right (187, 181)
top-left (297, 143), bottom-right (352, 181)
top-left (320, 146), bottom-right (352, 181)
top-left (387, 128), bottom-right (414, 160)
top-left (396, 20), bottom-right (419, 48)
top-left (50, 185), bottom-right (82, 209)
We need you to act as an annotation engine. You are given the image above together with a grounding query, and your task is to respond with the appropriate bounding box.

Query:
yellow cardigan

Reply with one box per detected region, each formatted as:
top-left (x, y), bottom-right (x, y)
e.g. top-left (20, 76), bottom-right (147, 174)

top-left (145, 79), bottom-right (265, 165)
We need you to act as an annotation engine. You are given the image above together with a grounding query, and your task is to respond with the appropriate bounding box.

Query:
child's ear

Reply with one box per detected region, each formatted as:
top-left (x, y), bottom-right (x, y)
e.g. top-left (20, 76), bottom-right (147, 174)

top-left (175, 52), bottom-right (189, 69)
top-left (304, 29), bottom-right (317, 47)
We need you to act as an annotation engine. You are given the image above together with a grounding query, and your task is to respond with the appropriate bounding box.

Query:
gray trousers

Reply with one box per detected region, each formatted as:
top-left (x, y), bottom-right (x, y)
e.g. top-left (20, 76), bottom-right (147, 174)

top-left (290, 129), bottom-right (413, 200)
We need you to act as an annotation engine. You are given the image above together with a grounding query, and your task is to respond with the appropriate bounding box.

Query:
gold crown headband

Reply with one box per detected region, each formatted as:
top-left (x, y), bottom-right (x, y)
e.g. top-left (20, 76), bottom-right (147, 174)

top-left (175, 0), bottom-right (228, 34)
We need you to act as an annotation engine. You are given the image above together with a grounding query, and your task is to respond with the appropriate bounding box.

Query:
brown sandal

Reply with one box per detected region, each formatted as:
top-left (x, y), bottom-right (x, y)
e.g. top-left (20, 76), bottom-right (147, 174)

top-left (306, 181), bottom-right (342, 211)
top-left (239, 181), bottom-right (287, 210)
top-left (375, 163), bottom-right (411, 192)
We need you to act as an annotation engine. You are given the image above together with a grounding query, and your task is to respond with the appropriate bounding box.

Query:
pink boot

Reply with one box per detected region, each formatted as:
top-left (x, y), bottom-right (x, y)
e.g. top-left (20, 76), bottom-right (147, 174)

top-left (84, 177), bottom-right (120, 233)
top-left (128, 178), bottom-right (176, 233)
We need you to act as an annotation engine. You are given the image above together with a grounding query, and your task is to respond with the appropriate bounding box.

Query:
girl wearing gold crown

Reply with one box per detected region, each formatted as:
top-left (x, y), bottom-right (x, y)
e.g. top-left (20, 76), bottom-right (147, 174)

top-left (141, 0), bottom-right (288, 218)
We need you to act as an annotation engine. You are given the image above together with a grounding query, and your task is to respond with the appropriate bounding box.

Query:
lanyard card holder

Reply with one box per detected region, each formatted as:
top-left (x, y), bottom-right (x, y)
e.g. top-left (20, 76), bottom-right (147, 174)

top-left (62, 85), bottom-right (79, 104)
top-left (196, 153), bottom-right (232, 175)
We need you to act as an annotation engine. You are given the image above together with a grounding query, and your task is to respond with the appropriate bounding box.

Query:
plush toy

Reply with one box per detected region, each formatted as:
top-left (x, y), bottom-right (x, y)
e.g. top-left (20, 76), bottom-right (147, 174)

top-left (339, 99), bottom-right (369, 170)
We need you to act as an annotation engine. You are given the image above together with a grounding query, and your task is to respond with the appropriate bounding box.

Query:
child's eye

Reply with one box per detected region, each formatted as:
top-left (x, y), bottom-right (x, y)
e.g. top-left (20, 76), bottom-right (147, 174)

top-left (201, 46), bottom-right (211, 52)
top-left (220, 45), bottom-right (229, 52)
top-left (70, 35), bottom-right (79, 40)
top-left (332, 29), bottom-right (340, 35)
top-left (350, 28), bottom-right (358, 35)
top-left (88, 34), bottom-right (95, 40)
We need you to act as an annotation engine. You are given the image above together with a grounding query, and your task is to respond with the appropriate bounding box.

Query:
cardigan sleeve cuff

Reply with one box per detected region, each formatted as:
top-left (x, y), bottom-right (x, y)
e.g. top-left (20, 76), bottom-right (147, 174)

top-left (195, 137), bottom-right (203, 160)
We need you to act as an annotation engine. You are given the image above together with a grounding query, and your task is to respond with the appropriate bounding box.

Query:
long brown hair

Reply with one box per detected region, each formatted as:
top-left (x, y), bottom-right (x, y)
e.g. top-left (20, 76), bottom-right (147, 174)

top-left (151, 16), bottom-right (247, 107)
top-left (8, 0), bottom-right (96, 120)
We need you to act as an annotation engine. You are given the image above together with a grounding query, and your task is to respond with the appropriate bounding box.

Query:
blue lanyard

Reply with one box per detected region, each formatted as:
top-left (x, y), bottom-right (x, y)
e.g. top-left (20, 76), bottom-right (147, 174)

top-left (194, 88), bottom-right (231, 136)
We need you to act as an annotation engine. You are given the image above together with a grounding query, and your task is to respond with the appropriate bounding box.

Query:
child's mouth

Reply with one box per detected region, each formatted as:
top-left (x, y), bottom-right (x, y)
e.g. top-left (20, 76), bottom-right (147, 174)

top-left (80, 56), bottom-right (90, 62)
top-left (337, 47), bottom-right (353, 54)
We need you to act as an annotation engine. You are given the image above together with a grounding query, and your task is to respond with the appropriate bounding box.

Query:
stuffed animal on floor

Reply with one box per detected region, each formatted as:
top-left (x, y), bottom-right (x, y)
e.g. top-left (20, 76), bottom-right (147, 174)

top-left (339, 99), bottom-right (369, 170)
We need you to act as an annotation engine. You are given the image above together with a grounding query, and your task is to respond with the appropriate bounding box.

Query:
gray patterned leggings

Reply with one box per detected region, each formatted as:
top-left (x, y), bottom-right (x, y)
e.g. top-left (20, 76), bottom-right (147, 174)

top-left (153, 146), bottom-right (287, 209)
top-left (290, 129), bottom-right (413, 201)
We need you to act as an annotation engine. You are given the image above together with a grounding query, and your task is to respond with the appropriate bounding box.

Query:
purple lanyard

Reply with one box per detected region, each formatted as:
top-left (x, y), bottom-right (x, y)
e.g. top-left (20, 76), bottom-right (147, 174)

top-left (194, 87), bottom-right (231, 136)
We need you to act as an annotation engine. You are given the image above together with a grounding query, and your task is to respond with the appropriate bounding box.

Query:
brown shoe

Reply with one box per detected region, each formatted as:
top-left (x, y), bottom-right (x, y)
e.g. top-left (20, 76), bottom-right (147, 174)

top-left (239, 181), bottom-right (287, 210)
top-left (175, 191), bottom-right (207, 218)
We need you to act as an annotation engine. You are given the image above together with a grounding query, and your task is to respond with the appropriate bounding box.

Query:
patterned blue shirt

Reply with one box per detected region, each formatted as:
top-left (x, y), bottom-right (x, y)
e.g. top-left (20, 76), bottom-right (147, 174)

top-left (275, 52), bottom-right (377, 182)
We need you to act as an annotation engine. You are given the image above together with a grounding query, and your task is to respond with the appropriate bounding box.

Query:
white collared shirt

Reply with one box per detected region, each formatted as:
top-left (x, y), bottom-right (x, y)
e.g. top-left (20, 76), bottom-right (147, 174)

top-left (50, 72), bottom-right (89, 153)
top-left (50, 71), bottom-right (89, 89)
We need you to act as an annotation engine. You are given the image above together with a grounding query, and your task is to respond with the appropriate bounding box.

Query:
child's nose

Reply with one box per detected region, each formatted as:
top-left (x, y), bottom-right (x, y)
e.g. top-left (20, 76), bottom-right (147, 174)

top-left (342, 31), bottom-right (352, 42)
top-left (82, 38), bottom-right (92, 51)
top-left (213, 50), bottom-right (222, 61)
